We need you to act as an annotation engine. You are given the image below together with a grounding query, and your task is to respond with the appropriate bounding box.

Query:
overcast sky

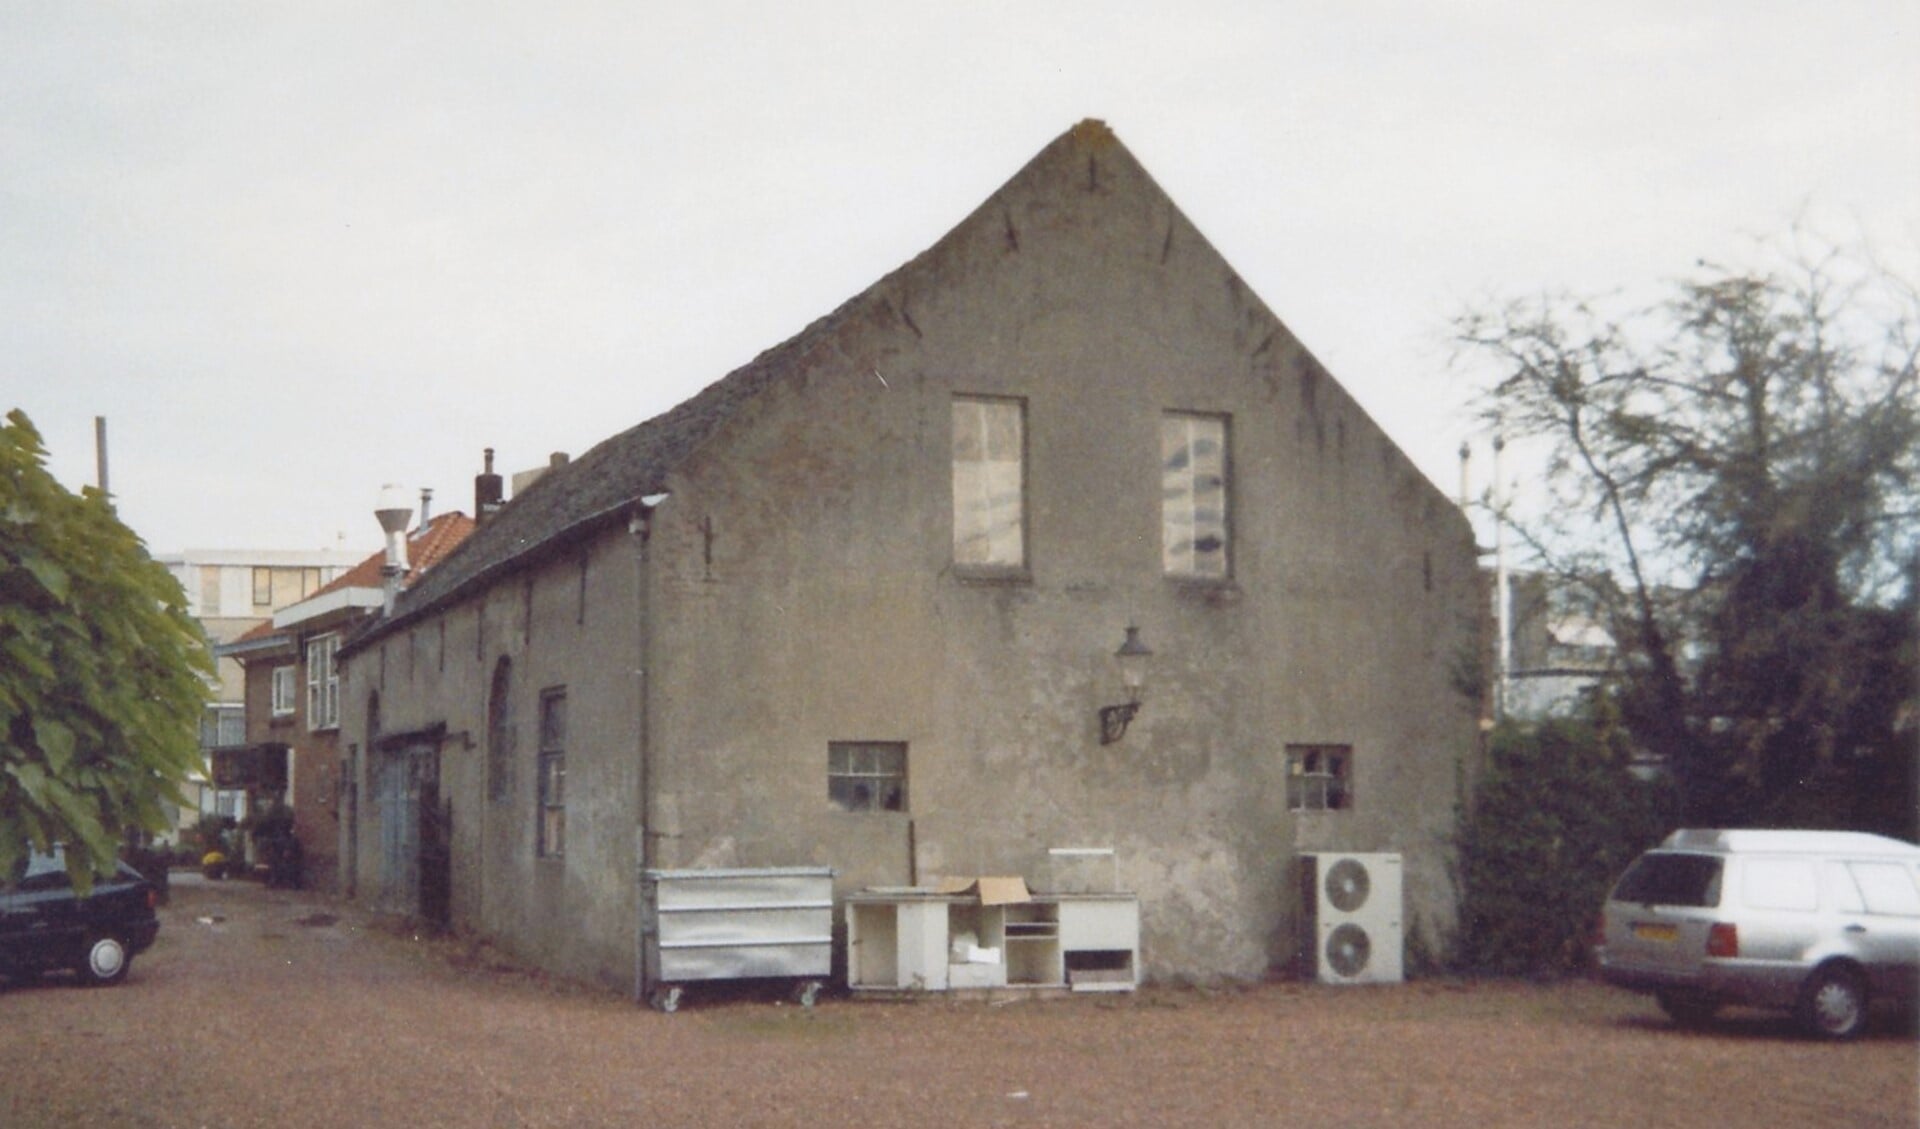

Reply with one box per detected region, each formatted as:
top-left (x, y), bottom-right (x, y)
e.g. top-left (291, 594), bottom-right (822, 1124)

top-left (5, 3), bottom-right (1915, 556)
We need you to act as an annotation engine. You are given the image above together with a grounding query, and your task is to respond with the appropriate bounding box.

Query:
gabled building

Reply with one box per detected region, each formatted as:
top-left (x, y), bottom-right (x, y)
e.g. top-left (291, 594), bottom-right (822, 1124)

top-left (338, 121), bottom-right (1486, 988)
top-left (215, 507), bottom-right (473, 888)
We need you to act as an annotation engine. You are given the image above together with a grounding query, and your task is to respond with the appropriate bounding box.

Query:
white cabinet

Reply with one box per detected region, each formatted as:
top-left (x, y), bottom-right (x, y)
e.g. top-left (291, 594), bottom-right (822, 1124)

top-left (846, 892), bottom-right (1139, 993)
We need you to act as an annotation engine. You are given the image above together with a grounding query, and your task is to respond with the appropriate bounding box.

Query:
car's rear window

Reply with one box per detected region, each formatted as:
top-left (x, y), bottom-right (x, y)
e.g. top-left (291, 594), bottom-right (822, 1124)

top-left (1612, 852), bottom-right (1723, 908)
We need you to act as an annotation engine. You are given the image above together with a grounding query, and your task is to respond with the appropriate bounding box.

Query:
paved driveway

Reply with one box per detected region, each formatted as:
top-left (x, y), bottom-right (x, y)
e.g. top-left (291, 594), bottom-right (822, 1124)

top-left (2, 874), bottom-right (1914, 1127)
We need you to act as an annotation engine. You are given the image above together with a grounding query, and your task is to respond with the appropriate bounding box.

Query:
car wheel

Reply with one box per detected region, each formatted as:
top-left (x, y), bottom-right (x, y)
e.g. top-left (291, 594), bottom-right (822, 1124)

top-left (75, 934), bottom-right (131, 987)
top-left (1656, 989), bottom-right (1720, 1028)
top-left (1796, 965), bottom-right (1867, 1040)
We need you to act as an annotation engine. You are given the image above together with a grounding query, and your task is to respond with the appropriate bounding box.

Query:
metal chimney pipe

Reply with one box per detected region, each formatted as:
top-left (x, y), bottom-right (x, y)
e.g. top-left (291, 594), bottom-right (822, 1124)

top-left (374, 484), bottom-right (414, 617)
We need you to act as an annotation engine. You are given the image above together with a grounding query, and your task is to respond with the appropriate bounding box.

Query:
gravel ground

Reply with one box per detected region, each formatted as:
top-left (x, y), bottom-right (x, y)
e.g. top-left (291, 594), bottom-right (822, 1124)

top-left (2, 874), bottom-right (1915, 1128)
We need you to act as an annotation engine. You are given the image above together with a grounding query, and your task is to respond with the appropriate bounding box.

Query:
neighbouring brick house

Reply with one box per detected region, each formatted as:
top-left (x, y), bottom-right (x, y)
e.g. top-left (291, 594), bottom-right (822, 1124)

top-left (337, 121), bottom-right (1486, 990)
top-left (216, 508), bottom-right (472, 889)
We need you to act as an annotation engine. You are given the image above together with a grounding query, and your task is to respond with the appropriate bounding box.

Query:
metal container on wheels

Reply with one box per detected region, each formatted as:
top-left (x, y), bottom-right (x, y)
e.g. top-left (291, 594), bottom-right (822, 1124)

top-left (639, 867), bottom-right (836, 1012)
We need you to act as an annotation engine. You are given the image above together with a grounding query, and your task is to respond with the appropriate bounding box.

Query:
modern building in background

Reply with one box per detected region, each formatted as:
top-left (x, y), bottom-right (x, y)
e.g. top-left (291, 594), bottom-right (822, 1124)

top-left (214, 508), bottom-right (474, 889)
top-left (158, 547), bottom-right (361, 831)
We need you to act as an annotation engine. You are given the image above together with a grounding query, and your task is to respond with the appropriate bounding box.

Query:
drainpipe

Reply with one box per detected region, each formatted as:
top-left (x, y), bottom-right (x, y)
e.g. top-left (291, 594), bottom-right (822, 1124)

top-left (631, 493), bottom-right (667, 1002)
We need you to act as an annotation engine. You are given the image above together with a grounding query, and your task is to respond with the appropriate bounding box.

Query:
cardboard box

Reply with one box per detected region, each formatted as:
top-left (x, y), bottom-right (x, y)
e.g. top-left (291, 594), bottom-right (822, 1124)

top-left (934, 875), bottom-right (1032, 905)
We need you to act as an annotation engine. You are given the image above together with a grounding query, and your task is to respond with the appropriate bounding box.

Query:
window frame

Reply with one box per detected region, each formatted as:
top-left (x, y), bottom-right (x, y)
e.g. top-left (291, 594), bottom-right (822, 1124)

top-left (270, 665), bottom-right (297, 719)
top-left (1161, 411), bottom-right (1232, 581)
top-left (306, 634), bottom-right (340, 731)
top-left (536, 687), bottom-right (567, 858)
top-left (1286, 744), bottom-right (1353, 813)
top-left (828, 741), bottom-right (908, 813)
top-left (253, 566), bottom-right (273, 607)
top-left (950, 395), bottom-right (1028, 576)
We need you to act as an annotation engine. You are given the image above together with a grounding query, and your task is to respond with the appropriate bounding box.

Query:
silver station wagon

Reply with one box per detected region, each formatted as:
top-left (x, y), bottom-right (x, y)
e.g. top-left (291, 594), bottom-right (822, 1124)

top-left (1597, 829), bottom-right (1920, 1039)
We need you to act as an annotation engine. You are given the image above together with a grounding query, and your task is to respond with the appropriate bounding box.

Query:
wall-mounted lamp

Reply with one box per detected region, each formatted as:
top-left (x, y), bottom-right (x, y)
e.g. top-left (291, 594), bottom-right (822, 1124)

top-left (1098, 625), bottom-right (1153, 745)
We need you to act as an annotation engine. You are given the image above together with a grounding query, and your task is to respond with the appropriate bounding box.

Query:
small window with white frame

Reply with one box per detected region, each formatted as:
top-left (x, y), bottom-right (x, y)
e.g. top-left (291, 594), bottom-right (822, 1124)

top-left (271, 665), bottom-right (297, 719)
top-left (306, 635), bottom-right (340, 731)
top-left (829, 742), bottom-right (907, 813)
top-left (1287, 744), bottom-right (1352, 812)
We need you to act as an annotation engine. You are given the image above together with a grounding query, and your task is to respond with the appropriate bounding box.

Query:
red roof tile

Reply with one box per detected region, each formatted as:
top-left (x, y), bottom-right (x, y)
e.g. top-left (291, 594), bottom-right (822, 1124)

top-left (307, 511), bottom-right (477, 600)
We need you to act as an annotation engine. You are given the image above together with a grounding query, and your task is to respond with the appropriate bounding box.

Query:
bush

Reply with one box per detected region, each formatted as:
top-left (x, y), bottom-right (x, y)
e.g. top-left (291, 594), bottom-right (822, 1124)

top-left (1455, 702), bottom-right (1669, 976)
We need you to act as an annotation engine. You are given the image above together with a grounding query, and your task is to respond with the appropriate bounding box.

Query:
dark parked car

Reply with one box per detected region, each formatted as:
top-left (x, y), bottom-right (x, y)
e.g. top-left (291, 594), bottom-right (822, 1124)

top-left (0, 846), bottom-right (161, 986)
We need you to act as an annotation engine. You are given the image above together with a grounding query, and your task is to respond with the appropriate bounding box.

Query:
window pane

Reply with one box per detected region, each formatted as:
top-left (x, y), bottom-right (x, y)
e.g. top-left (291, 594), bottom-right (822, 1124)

top-left (540, 692), bottom-right (567, 751)
top-left (1849, 863), bottom-right (1920, 916)
top-left (953, 398), bottom-right (1024, 567)
top-left (828, 741), bottom-right (908, 813)
top-left (253, 567), bottom-right (272, 606)
top-left (1743, 860), bottom-right (1819, 912)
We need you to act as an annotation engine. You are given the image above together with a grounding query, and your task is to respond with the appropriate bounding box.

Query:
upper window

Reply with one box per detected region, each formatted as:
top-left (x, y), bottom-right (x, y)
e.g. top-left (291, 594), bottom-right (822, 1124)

top-left (829, 742), bottom-right (907, 813)
top-left (1286, 744), bottom-right (1352, 812)
top-left (253, 567), bottom-right (273, 607)
top-left (1162, 413), bottom-right (1229, 579)
top-left (306, 635), bottom-right (340, 731)
top-left (271, 665), bottom-right (297, 718)
top-left (537, 688), bottom-right (567, 858)
top-left (952, 396), bottom-right (1025, 570)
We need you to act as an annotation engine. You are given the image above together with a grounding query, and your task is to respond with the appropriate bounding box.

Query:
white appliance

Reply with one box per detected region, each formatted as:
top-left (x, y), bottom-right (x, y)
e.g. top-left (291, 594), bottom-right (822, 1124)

top-left (1299, 852), bottom-right (1404, 985)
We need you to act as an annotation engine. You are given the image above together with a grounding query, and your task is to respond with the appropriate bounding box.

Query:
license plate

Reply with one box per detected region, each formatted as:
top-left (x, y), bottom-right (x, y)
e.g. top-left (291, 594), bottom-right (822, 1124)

top-left (1632, 923), bottom-right (1678, 942)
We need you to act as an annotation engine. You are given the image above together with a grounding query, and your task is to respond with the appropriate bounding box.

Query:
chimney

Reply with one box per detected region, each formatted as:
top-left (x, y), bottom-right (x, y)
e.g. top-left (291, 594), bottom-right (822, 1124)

top-left (374, 484), bottom-right (414, 617)
top-left (419, 487), bottom-right (434, 526)
top-left (475, 448), bottom-right (504, 524)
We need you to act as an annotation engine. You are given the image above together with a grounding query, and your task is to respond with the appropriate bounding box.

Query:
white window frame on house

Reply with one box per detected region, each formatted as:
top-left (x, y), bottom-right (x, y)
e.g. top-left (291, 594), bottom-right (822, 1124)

top-left (306, 635), bottom-right (340, 731)
top-left (1286, 744), bottom-right (1353, 812)
top-left (951, 395), bottom-right (1026, 572)
top-left (271, 665), bottom-right (297, 719)
top-left (829, 741), bottom-right (907, 813)
top-left (537, 687), bottom-right (567, 858)
top-left (1162, 412), bottom-right (1230, 579)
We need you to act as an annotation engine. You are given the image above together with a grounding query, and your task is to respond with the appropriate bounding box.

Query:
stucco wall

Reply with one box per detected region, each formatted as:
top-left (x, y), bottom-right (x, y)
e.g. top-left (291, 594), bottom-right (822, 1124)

top-left (341, 531), bottom-right (644, 988)
top-left (338, 125), bottom-right (1483, 990)
top-left (637, 129), bottom-right (1482, 979)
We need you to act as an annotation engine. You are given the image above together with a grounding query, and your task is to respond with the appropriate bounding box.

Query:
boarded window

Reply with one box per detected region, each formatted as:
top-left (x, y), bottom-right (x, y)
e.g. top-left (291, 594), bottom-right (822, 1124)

top-left (1162, 413), bottom-right (1229, 578)
top-left (952, 397), bottom-right (1025, 569)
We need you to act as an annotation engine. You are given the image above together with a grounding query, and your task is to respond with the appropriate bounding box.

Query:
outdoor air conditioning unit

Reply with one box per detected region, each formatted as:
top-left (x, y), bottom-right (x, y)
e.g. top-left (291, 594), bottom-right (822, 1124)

top-left (1298, 852), bottom-right (1404, 985)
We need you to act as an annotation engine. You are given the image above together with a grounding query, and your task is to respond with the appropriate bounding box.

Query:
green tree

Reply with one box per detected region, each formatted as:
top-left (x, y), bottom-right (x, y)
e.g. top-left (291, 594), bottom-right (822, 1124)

top-left (1458, 238), bottom-right (1919, 835)
top-left (1455, 707), bottom-right (1668, 975)
top-left (1, 410), bottom-right (213, 887)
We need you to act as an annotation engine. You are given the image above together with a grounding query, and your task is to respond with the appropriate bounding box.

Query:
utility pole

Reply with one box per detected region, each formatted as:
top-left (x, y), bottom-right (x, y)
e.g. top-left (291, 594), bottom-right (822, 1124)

top-left (1492, 432), bottom-right (1511, 722)
top-left (95, 416), bottom-right (112, 508)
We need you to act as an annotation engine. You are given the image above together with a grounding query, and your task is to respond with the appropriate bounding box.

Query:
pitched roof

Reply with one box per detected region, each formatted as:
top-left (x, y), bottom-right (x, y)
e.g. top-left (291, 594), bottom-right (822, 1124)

top-left (346, 120), bottom-right (1167, 652)
top-left (308, 509), bottom-right (476, 599)
top-left (224, 512), bottom-right (476, 659)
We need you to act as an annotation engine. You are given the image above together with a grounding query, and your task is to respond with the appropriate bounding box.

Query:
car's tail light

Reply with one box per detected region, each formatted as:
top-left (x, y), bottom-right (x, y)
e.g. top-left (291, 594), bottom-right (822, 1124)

top-left (146, 888), bottom-right (157, 911)
top-left (1706, 923), bottom-right (1738, 958)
